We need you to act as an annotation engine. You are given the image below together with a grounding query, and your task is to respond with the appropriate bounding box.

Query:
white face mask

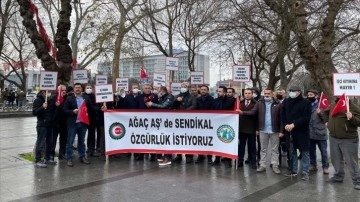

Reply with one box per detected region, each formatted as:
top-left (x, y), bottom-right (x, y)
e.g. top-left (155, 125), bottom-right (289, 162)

top-left (152, 90), bottom-right (158, 94)
top-left (264, 96), bottom-right (272, 102)
top-left (252, 93), bottom-right (258, 98)
top-left (289, 92), bottom-right (297, 99)
top-left (120, 92), bottom-right (125, 98)
top-left (85, 89), bottom-right (92, 94)
top-left (132, 89), bottom-right (139, 94)
top-left (180, 87), bottom-right (188, 93)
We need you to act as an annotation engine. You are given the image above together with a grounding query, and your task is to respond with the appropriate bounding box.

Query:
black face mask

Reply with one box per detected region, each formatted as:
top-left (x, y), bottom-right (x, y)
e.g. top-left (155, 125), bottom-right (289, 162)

top-left (276, 95), bottom-right (283, 100)
top-left (307, 97), bottom-right (316, 103)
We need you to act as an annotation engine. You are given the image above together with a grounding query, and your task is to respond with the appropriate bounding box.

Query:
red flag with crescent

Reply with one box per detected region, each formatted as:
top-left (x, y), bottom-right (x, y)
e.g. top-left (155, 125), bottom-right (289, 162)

top-left (140, 66), bottom-right (147, 79)
top-left (78, 101), bottom-right (89, 125)
top-left (331, 93), bottom-right (347, 117)
top-left (318, 92), bottom-right (330, 110)
top-left (56, 86), bottom-right (65, 104)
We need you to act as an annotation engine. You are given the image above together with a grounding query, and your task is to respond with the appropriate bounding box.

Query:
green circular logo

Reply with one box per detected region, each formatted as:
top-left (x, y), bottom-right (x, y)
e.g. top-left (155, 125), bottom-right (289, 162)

top-left (109, 122), bottom-right (126, 140)
top-left (217, 124), bottom-right (235, 143)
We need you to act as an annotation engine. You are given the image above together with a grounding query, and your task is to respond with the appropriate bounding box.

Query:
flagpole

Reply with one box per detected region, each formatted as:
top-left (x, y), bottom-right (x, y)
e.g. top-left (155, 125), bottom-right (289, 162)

top-left (317, 92), bottom-right (323, 109)
top-left (346, 96), bottom-right (350, 120)
top-left (45, 90), bottom-right (48, 103)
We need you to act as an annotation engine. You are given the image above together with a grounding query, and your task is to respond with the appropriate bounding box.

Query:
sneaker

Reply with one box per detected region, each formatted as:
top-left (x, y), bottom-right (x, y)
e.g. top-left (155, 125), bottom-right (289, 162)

top-left (301, 174), bottom-right (309, 181)
top-left (284, 171), bottom-right (297, 177)
top-left (159, 159), bottom-right (172, 166)
top-left (80, 158), bottom-right (90, 165)
top-left (257, 166), bottom-right (266, 173)
top-left (67, 160), bottom-right (74, 167)
top-left (309, 165), bottom-right (318, 171)
top-left (157, 158), bottom-right (164, 162)
top-left (354, 184), bottom-right (360, 190)
top-left (323, 168), bottom-right (329, 175)
top-left (272, 167), bottom-right (281, 174)
top-left (46, 159), bottom-right (57, 165)
top-left (35, 162), bottom-right (47, 168)
top-left (328, 176), bottom-right (343, 183)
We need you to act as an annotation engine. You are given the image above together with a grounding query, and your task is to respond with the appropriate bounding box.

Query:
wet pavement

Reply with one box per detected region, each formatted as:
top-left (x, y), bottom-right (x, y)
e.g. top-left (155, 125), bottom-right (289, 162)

top-left (0, 117), bottom-right (359, 202)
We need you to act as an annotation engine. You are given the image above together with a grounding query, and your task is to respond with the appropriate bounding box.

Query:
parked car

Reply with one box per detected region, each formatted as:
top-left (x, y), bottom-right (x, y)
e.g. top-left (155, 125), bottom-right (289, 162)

top-left (26, 92), bottom-right (37, 103)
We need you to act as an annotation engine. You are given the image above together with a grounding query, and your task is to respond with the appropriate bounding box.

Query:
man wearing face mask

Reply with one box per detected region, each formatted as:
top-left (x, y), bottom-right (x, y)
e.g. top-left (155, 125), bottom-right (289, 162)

top-left (146, 86), bottom-right (174, 165)
top-left (276, 89), bottom-right (286, 103)
top-left (173, 82), bottom-right (197, 163)
top-left (113, 88), bottom-right (125, 109)
top-left (239, 88), bottom-right (283, 174)
top-left (195, 85), bottom-right (214, 164)
top-left (306, 89), bottom-right (329, 174)
top-left (123, 83), bottom-right (140, 109)
top-left (281, 85), bottom-right (311, 180)
top-left (83, 84), bottom-right (101, 157)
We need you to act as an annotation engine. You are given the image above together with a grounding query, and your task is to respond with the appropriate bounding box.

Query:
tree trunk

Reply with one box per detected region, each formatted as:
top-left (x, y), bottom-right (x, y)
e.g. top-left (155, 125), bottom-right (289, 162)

top-left (112, 24), bottom-right (126, 90)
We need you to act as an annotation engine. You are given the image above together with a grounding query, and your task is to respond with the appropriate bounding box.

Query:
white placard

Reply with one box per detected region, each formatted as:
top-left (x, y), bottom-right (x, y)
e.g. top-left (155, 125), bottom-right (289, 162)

top-left (171, 83), bottom-right (181, 96)
top-left (104, 111), bottom-right (239, 159)
top-left (95, 84), bottom-right (114, 103)
top-left (39, 71), bottom-right (58, 90)
top-left (116, 78), bottom-right (129, 92)
top-left (73, 69), bottom-right (88, 84)
top-left (333, 73), bottom-right (360, 96)
top-left (153, 73), bottom-right (166, 87)
top-left (165, 57), bottom-right (179, 71)
top-left (190, 71), bottom-right (204, 85)
top-left (96, 75), bottom-right (108, 85)
top-left (233, 65), bottom-right (251, 82)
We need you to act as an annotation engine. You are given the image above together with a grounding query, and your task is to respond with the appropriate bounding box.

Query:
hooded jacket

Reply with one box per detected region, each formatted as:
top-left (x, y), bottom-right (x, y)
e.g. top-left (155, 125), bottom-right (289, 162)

top-left (32, 92), bottom-right (56, 127)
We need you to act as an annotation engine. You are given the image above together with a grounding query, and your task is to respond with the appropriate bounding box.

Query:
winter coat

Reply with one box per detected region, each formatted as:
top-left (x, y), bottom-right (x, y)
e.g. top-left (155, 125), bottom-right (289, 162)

top-left (136, 93), bottom-right (159, 109)
top-left (151, 93), bottom-right (174, 109)
top-left (281, 95), bottom-right (312, 151)
top-left (309, 101), bottom-right (328, 140)
top-left (196, 94), bottom-right (214, 110)
top-left (173, 92), bottom-right (196, 110)
top-left (32, 92), bottom-right (56, 127)
top-left (123, 93), bottom-right (137, 109)
top-left (63, 93), bottom-right (94, 127)
top-left (212, 96), bottom-right (234, 110)
top-left (239, 99), bottom-right (258, 134)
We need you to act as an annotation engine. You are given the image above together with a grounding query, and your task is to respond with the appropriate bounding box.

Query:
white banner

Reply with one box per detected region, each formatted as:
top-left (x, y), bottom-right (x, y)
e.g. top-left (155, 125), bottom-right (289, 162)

top-left (190, 71), bottom-right (204, 84)
top-left (39, 71), bottom-right (58, 90)
top-left (116, 78), bottom-right (129, 92)
top-left (96, 75), bottom-right (108, 85)
top-left (73, 70), bottom-right (88, 84)
top-left (165, 57), bottom-right (179, 71)
top-left (233, 65), bottom-right (251, 82)
top-left (104, 111), bottom-right (239, 159)
top-left (153, 73), bottom-right (166, 87)
top-left (171, 83), bottom-right (181, 96)
top-left (333, 73), bottom-right (360, 96)
top-left (95, 84), bottom-right (114, 103)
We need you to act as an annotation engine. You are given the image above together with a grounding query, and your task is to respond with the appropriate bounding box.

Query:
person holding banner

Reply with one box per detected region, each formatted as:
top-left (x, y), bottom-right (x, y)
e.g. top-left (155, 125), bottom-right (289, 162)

top-left (32, 91), bottom-right (57, 168)
top-left (173, 82), bottom-right (197, 164)
top-left (63, 83), bottom-right (93, 167)
top-left (306, 90), bottom-right (329, 174)
top-left (195, 85), bottom-right (215, 164)
top-left (135, 83), bottom-right (159, 161)
top-left (324, 94), bottom-right (360, 190)
top-left (211, 86), bottom-right (235, 168)
top-left (146, 86), bottom-right (175, 166)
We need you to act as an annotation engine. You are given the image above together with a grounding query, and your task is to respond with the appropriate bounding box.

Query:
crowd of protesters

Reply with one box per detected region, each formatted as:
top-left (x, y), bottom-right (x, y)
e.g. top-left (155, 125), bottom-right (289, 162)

top-left (1, 88), bottom-right (27, 109)
top-left (31, 82), bottom-right (360, 190)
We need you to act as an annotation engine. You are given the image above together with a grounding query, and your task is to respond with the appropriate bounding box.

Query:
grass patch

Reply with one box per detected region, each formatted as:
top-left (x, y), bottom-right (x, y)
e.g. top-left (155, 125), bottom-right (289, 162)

top-left (19, 152), bottom-right (35, 162)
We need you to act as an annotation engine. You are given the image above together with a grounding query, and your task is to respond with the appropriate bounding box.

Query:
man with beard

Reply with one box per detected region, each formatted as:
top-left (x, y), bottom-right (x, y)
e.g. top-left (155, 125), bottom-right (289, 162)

top-left (146, 86), bottom-right (174, 166)
top-left (173, 82), bottom-right (197, 163)
top-left (194, 85), bottom-right (214, 164)
top-left (282, 85), bottom-right (311, 180)
top-left (211, 86), bottom-right (235, 167)
top-left (135, 83), bottom-right (159, 161)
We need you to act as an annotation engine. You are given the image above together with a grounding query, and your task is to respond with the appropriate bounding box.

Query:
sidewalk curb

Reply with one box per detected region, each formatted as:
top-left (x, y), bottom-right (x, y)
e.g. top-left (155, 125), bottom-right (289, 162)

top-left (0, 112), bottom-right (33, 118)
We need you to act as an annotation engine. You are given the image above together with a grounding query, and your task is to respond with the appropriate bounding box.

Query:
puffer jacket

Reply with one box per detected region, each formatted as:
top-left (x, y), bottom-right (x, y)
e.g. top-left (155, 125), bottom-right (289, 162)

top-left (309, 102), bottom-right (328, 140)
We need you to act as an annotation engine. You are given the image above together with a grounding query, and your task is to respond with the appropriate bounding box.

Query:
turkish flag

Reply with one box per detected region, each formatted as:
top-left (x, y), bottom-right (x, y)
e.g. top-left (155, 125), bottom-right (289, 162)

top-left (56, 87), bottom-right (64, 104)
top-left (140, 66), bottom-right (147, 78)
top-left (318, 92), bottom-right (330, 110)
top-left (78, 101), bottom-right (89, 125)
top-left (331, 93), bottom-right (347, 117)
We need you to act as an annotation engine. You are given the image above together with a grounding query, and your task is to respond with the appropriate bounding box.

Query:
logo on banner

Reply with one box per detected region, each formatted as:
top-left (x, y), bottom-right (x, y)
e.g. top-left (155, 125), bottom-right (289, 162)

top-left (109, 122), bottom-right (126, 140)
top-left (217, 125), bottom-right (235, 143)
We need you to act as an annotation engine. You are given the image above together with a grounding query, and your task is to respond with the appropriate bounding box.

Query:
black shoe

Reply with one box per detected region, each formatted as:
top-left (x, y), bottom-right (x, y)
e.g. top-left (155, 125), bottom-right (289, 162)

top-left (245, 159), bottom-right (250, 164)
top-left (186, 157), bottom-right (193, 164)
top-left (210, 160), bottom-right (220, 166)
top-left (135, 155), bottom-right (144, 161)
top-left (173, 156), bottom-right (182, 163)
top-left (238, 161), bottom-right (244, 167)
top-left (250, 164), bottom-right (257, 169)
top-left (67, 160), bottom-right (74, 167)
top-left (195, 157), bottom-right (204, 164)
top-left (149, 155), bottom-right (156, 162)
top-left (58, 154), bottom-right (66, 160)
top-left (90, 151), bottom-right (100, 157)
top-left (225, 160), bottom-right (232, 168)
top-left (80, 158), bottom-right (90, 165)
top-left (72, 146), bottom-right (77, 150)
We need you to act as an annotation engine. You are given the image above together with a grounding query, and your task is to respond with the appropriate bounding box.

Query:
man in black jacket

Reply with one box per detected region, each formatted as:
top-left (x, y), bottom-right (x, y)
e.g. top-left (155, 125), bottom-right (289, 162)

top-left (123, 83), bottom-right (140, 109)
top-left (33, 91), bottom-right (57, 168)
top-left (63, 83), bottom-right (94, 167)
top-left (211, 86), bottom-right (235, 167)
top-left (282, 85), bottom-right (311, 180)
top-left (195, 85), bottom-right (214, 164)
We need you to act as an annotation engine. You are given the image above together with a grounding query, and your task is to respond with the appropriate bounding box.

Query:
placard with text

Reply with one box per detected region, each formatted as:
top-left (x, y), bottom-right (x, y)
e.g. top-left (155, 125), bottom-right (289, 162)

top-left (95, 84), bottom-right (114, 103)
top-left (73, 70), bottom-right (88, 84)
top-left (39, 71), bottom-right (58, 90)
top-left (333, 73), bottom-right (360, 96)
top-left (232, 65), bottom-right (251, 82)
top-left (116, 78), bottom-right (129, 91)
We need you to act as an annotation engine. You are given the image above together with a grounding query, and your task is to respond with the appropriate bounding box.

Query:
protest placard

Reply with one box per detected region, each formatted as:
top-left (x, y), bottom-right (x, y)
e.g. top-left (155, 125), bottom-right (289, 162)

top-left (165, 57), bottom-right (179, 71)
top-left (333, 73), bottom-right (360, 96)
top-left (95, 84), bottom-right (114, 103)
top-left (96, 75), bottom-right (108, 85)
top-left (153, 73), bottom-right (166, 87)
top-left (39, 71), bottom-right (58, 90)
top-left (233, 65), bottom-right (251, 82)
top-left (73, 70), bottom-right (88, 84)
top-left (115, 78), bottom-right (129, 92)
top-left (171, 83), bottom-right (181, 96)
top-left (190, 71), bottom-right (204, 85)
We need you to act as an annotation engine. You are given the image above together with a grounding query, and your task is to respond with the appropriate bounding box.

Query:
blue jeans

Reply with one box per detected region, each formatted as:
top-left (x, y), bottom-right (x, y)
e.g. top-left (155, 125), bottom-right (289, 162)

top-left (17, 100), bottom-right (24, 108)
top-left (35, 126), bottom-right (53, 163)
top-left (290, 150), bottom-right (310, 175)
top-left (66, 123), bottom-right (87, 160)
top-left (310, 139), bottom-right (329, 168)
